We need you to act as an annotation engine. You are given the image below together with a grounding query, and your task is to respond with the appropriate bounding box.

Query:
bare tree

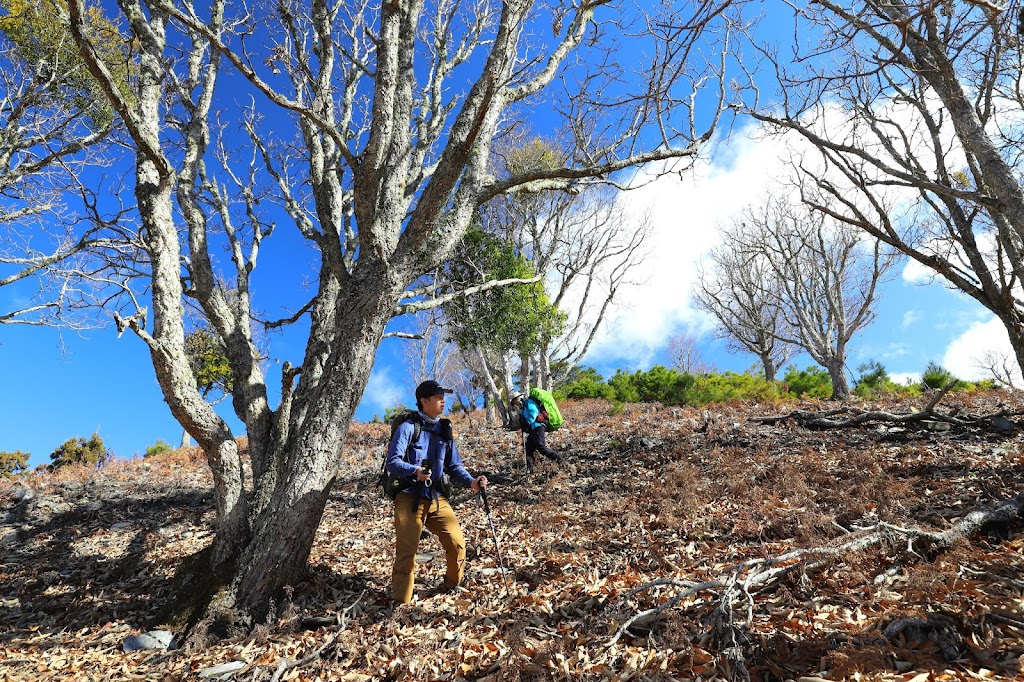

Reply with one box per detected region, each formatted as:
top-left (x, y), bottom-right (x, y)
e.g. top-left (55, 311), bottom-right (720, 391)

top-left (974, 350), bottom-right (1021, 391)
top-left (746, 0), bottom-right (1024, 382)
top-left (60, 0), bottom-right (745, 633)
top-left (401, 312), bottom-right (454, 390)
top-left (484, 140), bottom-right (653, 392)
top-left (695, 230), bottom-right (793, 382)
top-left (399, 312), bottom-right (484, 418)
top-left (720, 195), bottom-right (897, 399)
top-left (440, 350), bottom-right (485, 420)
top-left (0, 19), bottom-right (120, 327)
top-left (666, 332), bottom-right (713, 376)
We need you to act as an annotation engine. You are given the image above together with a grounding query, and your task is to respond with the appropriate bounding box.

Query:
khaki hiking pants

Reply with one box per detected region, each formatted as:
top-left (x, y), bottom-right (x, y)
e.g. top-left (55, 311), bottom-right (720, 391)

top-left (392, 492), bottom-right (466, 604)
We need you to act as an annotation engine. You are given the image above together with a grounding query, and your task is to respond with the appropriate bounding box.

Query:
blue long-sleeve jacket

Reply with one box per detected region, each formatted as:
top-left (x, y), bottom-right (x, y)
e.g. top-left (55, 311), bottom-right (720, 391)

top-left (520, 397), bottom-right (546, 431)
top-left (385, 412), bottom-right (475, 499)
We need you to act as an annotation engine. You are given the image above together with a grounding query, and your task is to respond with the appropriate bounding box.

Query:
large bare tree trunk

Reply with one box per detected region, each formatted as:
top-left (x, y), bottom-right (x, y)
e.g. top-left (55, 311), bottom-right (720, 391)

top-left (231, 283), bottom-right (391, 619)
top-left (483, 392), bottom-right (497, 424)
top-left (538, 343), bottom-right (552, 390)
top-left (759, 352), bottom-right (778, 384)
top-left (519, 351), bottom-right (530, 395)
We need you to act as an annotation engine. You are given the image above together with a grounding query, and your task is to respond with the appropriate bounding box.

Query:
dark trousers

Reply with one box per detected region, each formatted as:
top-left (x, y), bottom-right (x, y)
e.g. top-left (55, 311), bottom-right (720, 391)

top-left (525, 425), bottom-right (560, 467)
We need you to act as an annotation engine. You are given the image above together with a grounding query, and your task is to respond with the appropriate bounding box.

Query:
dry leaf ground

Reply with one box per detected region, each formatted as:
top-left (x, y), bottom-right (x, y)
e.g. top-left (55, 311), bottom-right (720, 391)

top-left (2, 394), bottom-right (1024, 681)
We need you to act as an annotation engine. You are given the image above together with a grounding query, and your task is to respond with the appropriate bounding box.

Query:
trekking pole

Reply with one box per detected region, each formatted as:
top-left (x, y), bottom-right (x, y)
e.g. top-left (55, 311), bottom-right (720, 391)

top-left (479, 487), bottom-right (510, 597)
top-left (522, 432), bottom-right (531, 475)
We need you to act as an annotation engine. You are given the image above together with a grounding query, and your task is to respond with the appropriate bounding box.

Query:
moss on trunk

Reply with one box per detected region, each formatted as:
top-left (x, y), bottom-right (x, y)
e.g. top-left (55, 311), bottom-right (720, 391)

top-left (152, 546), bottom-right (240, 642)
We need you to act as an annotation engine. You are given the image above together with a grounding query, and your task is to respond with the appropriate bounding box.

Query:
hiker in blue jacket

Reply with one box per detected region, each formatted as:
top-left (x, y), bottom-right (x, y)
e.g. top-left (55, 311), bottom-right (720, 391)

top-left (510, 392), bottom-right (561, 472)
top-left (386, 380), bottom-right (487, 604)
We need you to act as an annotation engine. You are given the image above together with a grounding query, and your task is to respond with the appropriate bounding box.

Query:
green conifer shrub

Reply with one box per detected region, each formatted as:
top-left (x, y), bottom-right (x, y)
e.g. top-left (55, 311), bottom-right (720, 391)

top-left (48, 433), bottom-right (110, 470)
top-left (0, 450), bottom-right (29, 476)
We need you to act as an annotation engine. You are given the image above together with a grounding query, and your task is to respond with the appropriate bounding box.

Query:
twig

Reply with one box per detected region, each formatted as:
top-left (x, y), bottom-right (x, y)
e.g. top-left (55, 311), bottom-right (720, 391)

top-left (268, 590), bottom-right (365, 682)
top-left (609, 578), bottom-right (725, 646)
top-left (989, 613), bottom-right (1024, 630)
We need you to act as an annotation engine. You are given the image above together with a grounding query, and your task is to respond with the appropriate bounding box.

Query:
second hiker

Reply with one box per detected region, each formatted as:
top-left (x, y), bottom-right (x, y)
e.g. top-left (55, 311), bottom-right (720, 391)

top-left (510, 391), bottom-right (562, 471)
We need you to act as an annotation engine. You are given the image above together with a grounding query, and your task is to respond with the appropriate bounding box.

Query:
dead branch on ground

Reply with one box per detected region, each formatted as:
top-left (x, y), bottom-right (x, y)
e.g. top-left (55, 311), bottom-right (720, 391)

top-left (610, 491), bottom-right (1024, 649)
top-left (751, 382), bottom-right (1023, 429)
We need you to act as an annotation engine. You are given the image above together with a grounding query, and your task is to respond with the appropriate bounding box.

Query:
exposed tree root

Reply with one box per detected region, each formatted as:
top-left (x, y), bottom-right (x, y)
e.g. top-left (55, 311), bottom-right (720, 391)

top-left (751, 382), bottom-right (1023, 430)
top-left (609, 490), bottom-right (1024, 672)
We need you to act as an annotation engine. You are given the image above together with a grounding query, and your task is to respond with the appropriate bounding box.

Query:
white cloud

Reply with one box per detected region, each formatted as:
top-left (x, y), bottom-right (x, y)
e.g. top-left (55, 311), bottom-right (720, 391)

top-left (363, 367), bottom-right (405, 415)
top-left (890, 372), bottom-right (921, 386)
top-left (941, 316), bottom-right (1022, 384)
top-left (578, 95), bottom-right (1007, 376)
top-left (584, 125), bottom-right (794, 368)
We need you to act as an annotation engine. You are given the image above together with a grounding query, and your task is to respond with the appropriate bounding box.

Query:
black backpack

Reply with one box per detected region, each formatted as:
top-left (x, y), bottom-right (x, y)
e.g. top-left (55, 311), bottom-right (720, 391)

top-left (379, 411), bottom-right (421, 500)
top-left (378, 411), bottom-right (454, 500)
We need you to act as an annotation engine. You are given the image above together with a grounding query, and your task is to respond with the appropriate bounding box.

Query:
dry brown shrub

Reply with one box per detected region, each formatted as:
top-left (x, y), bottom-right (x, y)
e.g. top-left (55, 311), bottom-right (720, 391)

top-left (605, 453), bottom-right (703, 535)
top-left (825, 647), bottom-right (895, 678)
top-left (561, 398), bottom-right (618, 423)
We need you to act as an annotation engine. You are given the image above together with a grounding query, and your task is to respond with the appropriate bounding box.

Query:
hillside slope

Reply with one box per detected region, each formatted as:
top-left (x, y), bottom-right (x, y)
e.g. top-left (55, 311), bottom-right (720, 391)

top-left (2, 395), bottom-right (1023, 681)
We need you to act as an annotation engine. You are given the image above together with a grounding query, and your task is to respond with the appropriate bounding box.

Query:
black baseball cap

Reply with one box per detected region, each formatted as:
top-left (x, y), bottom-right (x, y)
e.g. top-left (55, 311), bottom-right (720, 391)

top-left (415, 380), bottom-right (453, 401)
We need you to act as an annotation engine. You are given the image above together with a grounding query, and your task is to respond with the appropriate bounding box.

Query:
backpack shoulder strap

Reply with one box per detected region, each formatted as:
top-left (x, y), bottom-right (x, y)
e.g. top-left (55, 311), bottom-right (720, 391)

top-left (401, 411), bottom-right (422, 461)
top-left (386, 411), bottom-right (423, 463)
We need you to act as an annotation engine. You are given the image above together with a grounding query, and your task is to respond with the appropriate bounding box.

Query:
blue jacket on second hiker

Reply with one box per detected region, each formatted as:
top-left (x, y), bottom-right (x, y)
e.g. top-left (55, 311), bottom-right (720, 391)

top-left (519, 397), bottom-right (546, 432)
top-left (385, 411), bottom-right (475, 499)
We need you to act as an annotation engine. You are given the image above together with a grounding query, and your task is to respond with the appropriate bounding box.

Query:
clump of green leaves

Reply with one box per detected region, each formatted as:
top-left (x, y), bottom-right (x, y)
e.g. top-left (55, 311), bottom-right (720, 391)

top-left (780, 365), bottom-right (833, 399)
top-left (690, 371), bottom-right (778, 404)
top-left (852, 360), bottom-right (912, 398)
top-left (556, 366), bottom-right (616, 401)
top-left (0, 0), bottom-right (135, 130)
top-left (442, 226), bottom-right (565, 357)
top-left (920, 361), bottom-right (969, 391)
top-left (144, 439), bottom-right (172, 458)
top-left (607, 366), bottom-right (696, 405)
top-left (49, 432), bottom-right (110, 469)
top-left (185, 328), bottom-right (233, 397)
top-left (0, 450), bottom-right (30, 476)
top-left (383, 405), bottom-right (411, 423)
top-left (560, 366), bottom-right (780, 406)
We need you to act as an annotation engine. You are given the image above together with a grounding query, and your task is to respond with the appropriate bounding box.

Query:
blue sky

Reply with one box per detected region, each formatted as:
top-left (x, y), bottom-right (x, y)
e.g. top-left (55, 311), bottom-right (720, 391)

top-left (1, 120), bottom-right (1006, 471)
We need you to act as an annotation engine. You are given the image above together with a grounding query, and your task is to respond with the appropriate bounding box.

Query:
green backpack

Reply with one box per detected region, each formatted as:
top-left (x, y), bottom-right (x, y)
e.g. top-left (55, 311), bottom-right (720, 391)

top-left (528, 387), bottom-right (563, 431)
